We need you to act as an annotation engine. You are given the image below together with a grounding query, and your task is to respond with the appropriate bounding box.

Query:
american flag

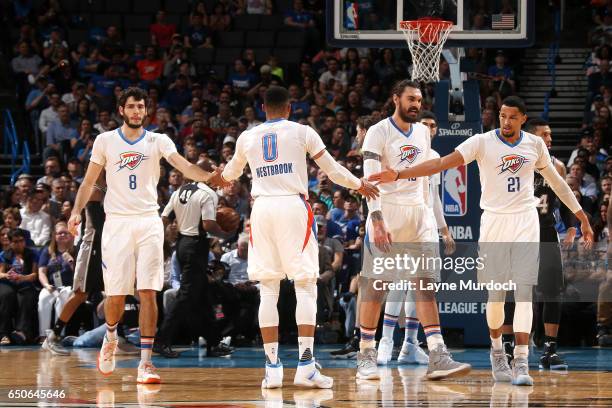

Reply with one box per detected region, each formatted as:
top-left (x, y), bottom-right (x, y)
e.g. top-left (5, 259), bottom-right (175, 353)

top-left (491, 14), bottom-right (515, 29)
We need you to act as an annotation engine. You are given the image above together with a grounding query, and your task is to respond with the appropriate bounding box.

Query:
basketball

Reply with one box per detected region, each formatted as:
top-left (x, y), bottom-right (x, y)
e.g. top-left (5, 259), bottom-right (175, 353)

top-left (216, 206), bottom-right (240, 233)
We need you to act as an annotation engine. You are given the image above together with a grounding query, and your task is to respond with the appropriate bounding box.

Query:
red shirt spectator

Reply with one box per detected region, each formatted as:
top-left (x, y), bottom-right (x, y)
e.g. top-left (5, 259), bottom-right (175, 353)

top-left (136, 46), bottom-right (164, 82)
top-left (150, 10), bottom-right (176, 49)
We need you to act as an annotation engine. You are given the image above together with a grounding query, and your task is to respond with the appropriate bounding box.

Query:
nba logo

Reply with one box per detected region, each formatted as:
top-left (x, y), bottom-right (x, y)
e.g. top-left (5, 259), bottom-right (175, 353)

top-left (344, 2), bottom-right (359, 29)
top-left (442, 165), bottom-right (467, 216)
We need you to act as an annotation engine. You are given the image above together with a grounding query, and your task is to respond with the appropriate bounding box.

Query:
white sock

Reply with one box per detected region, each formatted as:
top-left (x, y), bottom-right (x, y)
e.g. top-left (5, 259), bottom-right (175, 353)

top-left (298, 336), bottom-right (314, 362)
top-left (424, 325), bottom-right (444, 350)
top-left (264, 342), bottom-right (279, 364)
top-left (359, 326), bottom-right (377, 351)
top-left (381, 313), bottom-right (399, 340)
top-left (404, 317), bottom-right (419, 344)
top-left (425, 334), bottom-right (444, 350)
top-left (491, 335), bottom-right (503, 351)
top-left (105, 322), bottom-right (118, 342)
top-left (514, 344), bottom-right (529, 359)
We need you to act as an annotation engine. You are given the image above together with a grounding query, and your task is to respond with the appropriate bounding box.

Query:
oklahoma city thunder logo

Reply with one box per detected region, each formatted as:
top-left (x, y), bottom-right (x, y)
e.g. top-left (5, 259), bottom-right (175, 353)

top-left (497, 154), bottom-right (528, 174)
top-left (398, 145), bottom-right (421, 165)
top-left (115, 151), bottom-right (148, 171)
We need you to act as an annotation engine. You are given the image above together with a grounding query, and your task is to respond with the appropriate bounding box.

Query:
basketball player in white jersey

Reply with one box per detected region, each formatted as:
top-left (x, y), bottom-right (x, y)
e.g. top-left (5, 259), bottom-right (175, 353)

top-left (358, 79), bottom-right (471, 381)
top-left (376, 110), bottom-right (455, 366)
top-left (218, 86), bottom-right (378, 389)
top-left (369, 95), bottom-right (594, 386)
top-left (67, 87), bottom-right (216, 384)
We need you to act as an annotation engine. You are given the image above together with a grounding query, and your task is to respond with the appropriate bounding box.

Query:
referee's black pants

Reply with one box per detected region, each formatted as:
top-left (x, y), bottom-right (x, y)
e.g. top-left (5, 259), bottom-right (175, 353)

top-left (157, 234), bottom-right (220, 347)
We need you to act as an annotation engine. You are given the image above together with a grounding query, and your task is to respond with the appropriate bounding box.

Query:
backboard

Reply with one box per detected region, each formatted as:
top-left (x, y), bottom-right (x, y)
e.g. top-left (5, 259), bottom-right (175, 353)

top-left (326, 0), bottom-right (535, 48)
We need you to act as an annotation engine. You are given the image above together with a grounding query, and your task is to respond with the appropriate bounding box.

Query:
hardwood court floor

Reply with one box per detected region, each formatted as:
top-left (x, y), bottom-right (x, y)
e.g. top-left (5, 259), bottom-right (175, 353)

top-left (0, 346), bottom-right (611, 407)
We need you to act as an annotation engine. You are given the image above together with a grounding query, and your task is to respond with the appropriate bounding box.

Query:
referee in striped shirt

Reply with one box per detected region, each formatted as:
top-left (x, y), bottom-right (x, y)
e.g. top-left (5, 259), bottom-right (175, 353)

top-left (154, 160), bottom-right (234, 358)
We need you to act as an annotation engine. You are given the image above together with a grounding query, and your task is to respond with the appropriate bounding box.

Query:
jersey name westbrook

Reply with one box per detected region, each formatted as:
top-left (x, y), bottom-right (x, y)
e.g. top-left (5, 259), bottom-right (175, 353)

top-left (255, 162), bottom-right (294, 178)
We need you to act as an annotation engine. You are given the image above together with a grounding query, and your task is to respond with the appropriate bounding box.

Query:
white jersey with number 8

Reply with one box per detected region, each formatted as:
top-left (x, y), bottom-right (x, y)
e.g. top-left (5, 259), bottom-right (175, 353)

top-left (90, 128), bottom-right (177, 216)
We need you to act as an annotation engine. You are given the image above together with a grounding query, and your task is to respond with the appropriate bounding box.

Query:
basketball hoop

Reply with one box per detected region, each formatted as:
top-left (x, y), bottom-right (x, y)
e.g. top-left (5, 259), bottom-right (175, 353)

top-left (399, 18), bottom-right (453, 83)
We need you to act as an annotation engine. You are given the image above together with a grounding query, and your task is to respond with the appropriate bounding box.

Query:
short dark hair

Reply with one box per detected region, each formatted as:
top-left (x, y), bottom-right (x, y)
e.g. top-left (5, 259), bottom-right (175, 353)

top-left (501, 96), bottom-right (526, 114)
top-left (8, 228), bottom-right (26, 241)
top-left (576, 148), bottom-right (590, 157)
top-left (264, 86), bottom-right (289, 111)
top-left (345, 195), bottom-right (358, 204)
top-left (391, 79), bottom-right (420, 98)
top-left (117, 87), bottom-right (148, 109)
top-left (419, 110), bottom-right (437, 122)
top-left (67, 158), bottom-right (82, 167)
top-left (524, 118), bottom-right (548, 133)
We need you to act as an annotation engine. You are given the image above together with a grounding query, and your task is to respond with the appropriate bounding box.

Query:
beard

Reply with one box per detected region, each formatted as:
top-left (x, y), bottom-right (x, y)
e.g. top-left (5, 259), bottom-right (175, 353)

top-left (397, 102), bottom-right (419, 123)
top-left (501, 129), bottom-right (515, 138)
top-left (121, 112), bottom-right (144, 129)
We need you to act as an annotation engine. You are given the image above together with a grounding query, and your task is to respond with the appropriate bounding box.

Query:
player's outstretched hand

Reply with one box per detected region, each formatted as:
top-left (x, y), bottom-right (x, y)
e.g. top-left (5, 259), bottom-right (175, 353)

top-left (208, 168), bottom-right (231, 189)
top-left (367, 166), bottom-right (399, 184)
top-left (581, 222), bottom-right (594, 250)
top-left (67, 213), bottom-right (81, 236)
top-left (357, 178), bottom-right (379, 200)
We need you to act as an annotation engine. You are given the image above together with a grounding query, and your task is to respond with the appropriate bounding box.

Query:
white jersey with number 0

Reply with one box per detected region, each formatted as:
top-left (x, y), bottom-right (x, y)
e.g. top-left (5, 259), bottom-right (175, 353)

top-left (362, 118), bottom-right (431, 205)
top-left (223, 118), bottom-right (326, 197)
top-left (90, 128), bottom-right (177, 216)
top-left (455, 129), bottom-right (552, 213)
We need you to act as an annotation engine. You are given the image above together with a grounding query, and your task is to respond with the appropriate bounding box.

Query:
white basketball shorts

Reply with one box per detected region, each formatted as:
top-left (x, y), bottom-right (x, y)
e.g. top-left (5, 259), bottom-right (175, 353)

top-left (248, 195), bottom-right (319, 282)
top-left (101, 214), bottom-right (164, 296)
top-left (362, 201), bottom-right (438, 280)
top-left (478, 208), bottom-right (540, 286)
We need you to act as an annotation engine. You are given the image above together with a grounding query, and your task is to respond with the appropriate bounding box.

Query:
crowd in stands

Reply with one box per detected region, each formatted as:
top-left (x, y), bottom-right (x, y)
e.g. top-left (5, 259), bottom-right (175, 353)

top-left (0, 0), bottom-right (610, 350)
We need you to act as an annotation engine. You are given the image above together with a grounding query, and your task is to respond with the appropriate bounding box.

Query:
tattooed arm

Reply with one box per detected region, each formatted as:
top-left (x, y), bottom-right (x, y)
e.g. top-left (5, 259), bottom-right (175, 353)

top-left (363, 150), bottom-right (392, 251)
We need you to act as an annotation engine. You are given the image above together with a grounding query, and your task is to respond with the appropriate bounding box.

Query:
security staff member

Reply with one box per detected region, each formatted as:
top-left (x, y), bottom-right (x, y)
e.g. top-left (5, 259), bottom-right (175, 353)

top-left (154, 161), bottom-right (234, 358)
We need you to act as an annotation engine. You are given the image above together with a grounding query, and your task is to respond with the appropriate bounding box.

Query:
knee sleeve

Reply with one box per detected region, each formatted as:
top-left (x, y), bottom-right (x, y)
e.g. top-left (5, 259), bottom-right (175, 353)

top-left (542, 301), bottom-right (561, 325)
top-left (258, 280), bottom-right (280, 328)
top-left (294, 280), bottom-right (317, 326)
top-left (512, 284), bottom-right (533, 332)
top-left (486, 301), bottom-right (505, 330)
top-left (503, 302), bottom-right (515, 326)
top-left (513, 302), bottom-right (533, 333)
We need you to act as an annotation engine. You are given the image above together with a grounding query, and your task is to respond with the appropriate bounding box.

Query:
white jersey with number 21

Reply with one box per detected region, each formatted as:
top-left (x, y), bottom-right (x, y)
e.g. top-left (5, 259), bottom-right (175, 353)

top-left (455, 129), bottom-right (552, 214)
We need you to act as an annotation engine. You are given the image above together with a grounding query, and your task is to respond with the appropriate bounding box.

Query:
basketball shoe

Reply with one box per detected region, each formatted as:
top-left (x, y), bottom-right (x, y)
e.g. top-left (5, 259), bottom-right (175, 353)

top-left (376, 337), bottom-right (393, 365)
top-left (426, 344), bottom-right (471, 380)
top-left (539, 341), bottom-right (568, 370)
top-left (97, 335), bottom-right (118, 376)
top-left (490, 348), bottom-right (512, 382)
top-left (330, 336), bottom-right (358, 359)
top-left (262, 359), bottom-right (283, 389)
top-left (294, 359), bottom-right (333, 388)
top-left (356, 348), bottom-right (380, 380)
top-left (42, 329), bottom-right (70, 356)
top-left (137, 361), bottom-right (161, 384)
top-left (511, 356), bottom-right (533, 386)
top-left (398, 340), bottom-right (429, 364)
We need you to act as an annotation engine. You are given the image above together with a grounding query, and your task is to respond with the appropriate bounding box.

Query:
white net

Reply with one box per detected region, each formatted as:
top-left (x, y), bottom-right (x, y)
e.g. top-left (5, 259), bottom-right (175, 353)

top-left (399, 19), bottom-right (453, 83)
